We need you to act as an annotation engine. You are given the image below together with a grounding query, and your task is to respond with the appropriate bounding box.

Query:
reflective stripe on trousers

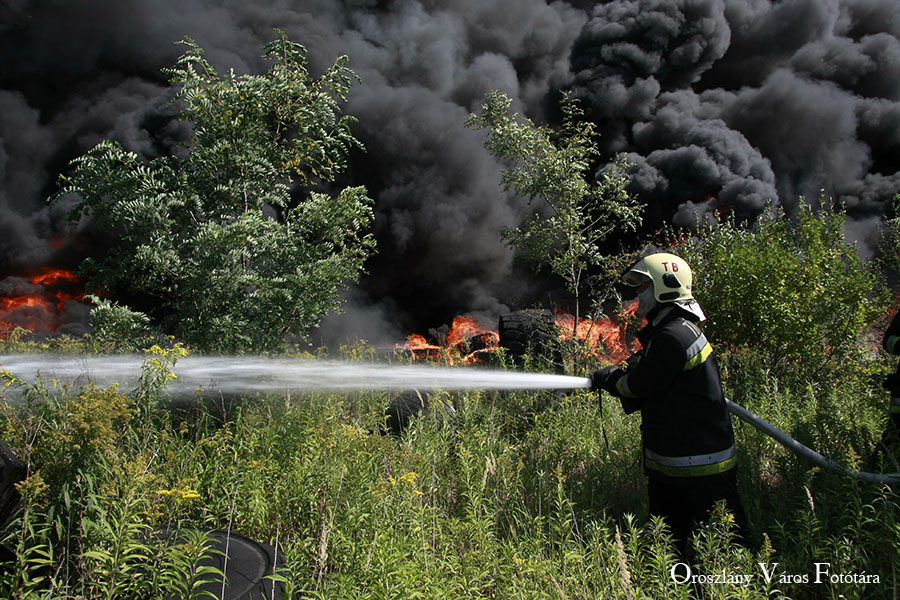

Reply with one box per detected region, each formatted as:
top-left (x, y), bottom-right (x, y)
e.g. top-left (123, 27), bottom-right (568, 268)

top-left (644, 444), bottom-right (737, 477)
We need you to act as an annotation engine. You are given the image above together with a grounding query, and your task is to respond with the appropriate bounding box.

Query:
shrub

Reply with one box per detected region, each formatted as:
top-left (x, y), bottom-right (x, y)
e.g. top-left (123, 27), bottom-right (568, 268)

top-left (679, 198), bottom-right (889, 384)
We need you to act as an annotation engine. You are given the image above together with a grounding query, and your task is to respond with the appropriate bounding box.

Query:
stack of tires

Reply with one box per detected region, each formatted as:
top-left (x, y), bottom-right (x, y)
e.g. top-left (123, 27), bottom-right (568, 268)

top-left (497, 309), bottom-right (563, 372)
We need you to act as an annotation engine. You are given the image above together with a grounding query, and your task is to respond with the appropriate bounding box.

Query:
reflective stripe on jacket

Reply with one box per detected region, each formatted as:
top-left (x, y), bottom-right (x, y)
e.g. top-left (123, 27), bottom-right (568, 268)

top-left (613, 306), bottom-right (736, 479)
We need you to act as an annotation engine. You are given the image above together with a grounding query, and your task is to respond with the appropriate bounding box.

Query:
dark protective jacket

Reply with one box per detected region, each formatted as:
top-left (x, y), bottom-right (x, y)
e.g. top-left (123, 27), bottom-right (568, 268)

top-left (610, 305), bottom-right (736, 480)
top-left (885, 312), bottom-right (900, 356)
top-left (882, 311), bottom-right (900, 414)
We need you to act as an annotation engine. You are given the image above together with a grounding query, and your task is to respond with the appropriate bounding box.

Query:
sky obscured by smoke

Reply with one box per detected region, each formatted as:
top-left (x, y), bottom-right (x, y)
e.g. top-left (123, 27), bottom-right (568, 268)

top-left (2, 0), bottom-right (898, 345)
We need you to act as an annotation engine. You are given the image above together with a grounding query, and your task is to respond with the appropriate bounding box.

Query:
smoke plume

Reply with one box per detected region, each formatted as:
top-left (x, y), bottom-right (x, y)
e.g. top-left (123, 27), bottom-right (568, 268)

top-left (569, 0), bottom-right (900, 222)
top-left (1, 0), bottom-right (898, 346)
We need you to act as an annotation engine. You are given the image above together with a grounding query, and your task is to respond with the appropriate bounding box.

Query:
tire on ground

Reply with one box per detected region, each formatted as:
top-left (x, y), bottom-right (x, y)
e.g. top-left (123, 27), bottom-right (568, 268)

top-left (385, 390), bottom-right (428, 436)
top-left (385, 390), bottom-right (456, 436)
top-left (147, 527), bottom-right (285, 600)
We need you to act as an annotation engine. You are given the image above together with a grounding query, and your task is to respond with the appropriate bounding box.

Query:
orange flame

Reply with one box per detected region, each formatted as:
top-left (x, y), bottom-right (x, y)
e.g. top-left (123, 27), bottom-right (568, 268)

top-left (401, 304), bottom-right (641, 366)
top-left (404, 333), bottom-right (441, 353)
top-left (0, 267), bottom-right (84, 338)
top-left (1, 296), bottom-right (52, 311)
top-left (553, 300), bottom-right (642, 364)
top-left (403, 315), bottom-right (500, 365)
top-left (30, 267), bottom-right (79, 287)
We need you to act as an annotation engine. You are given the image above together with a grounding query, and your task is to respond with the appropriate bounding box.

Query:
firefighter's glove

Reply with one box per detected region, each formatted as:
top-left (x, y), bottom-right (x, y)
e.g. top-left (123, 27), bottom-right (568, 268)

top-left (591, 366), bottom-right (625, 397)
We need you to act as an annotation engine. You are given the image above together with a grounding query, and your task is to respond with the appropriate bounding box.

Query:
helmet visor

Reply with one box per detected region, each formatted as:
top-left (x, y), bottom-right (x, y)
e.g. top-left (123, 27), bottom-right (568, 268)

top-left (622, 259), bottom-right (651, 287)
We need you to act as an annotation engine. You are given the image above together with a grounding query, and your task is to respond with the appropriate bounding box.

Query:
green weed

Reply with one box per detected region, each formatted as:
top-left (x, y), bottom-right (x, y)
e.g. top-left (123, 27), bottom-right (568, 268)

top-left (0, 336), bottom-right (897, 598)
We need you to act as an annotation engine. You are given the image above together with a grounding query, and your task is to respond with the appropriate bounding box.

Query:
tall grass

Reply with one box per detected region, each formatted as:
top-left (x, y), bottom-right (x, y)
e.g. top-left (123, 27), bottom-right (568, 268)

top-left (0, 338), bottom-right (898, 598)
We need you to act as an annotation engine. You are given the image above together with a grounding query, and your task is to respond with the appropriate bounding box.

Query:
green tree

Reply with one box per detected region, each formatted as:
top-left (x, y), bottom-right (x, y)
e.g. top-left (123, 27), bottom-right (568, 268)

top-left (466, 91), bottom-right (642, 332)
top-left (678, 198), bottom-right (888, 381)
top-left (55, 31), bottom-right (376, 352)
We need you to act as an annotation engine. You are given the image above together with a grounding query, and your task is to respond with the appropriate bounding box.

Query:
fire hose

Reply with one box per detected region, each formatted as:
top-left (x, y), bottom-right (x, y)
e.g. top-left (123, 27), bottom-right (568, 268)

top-left (723, 398), bottom-right (900, 485)
top-left (587, 375), bottom-right (900, 484)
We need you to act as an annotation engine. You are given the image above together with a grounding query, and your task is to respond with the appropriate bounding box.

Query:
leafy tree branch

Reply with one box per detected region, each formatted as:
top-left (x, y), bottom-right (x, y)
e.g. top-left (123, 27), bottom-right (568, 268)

top-left (466, 91), bottom-right (642, 331)
top-left (54, 30), bottom-right (376, 352)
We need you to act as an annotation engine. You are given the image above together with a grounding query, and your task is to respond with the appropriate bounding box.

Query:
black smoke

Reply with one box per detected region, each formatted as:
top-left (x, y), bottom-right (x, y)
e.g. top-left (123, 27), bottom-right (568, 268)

top-left (1, 0), bottom-right (898, 346)
top-left (569, 0), bottom-right (900, 226)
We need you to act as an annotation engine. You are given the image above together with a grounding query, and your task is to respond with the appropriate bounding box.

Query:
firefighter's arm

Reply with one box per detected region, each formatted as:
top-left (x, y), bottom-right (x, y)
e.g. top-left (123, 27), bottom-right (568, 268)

top-left (884, 312), bottom-right (900, 355)
top-left (610, 334), bottom-right (684, 398)
top-left (591, 365), bottom-right (625, 394)
top-left (590, 365), bottom-right (640, 414)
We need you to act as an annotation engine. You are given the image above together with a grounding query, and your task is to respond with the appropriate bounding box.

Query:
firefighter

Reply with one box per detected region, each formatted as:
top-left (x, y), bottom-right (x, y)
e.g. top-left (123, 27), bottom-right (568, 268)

top-left (591, 252), bottom-right (747, 552)
top-left (880, 310), bottom-right (900, 447)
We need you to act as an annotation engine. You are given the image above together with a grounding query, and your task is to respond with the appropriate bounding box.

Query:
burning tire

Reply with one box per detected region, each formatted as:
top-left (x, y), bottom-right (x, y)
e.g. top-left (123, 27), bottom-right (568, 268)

top-left (498, 309), bottom-right (563, 371)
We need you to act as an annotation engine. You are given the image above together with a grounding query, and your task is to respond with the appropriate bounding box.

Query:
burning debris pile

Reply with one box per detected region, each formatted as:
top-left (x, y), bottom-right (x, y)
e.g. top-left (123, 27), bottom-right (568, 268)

top-left (400, 303), bottom-right (641, 367)
top-left (0, 268), bottom-right (88, 338)
top-left (553, 299), bottom-right (642, 364)
top-left (402, 316), bottom-right (501, 365)
top-left (385, 305), bottom-right (640, 436)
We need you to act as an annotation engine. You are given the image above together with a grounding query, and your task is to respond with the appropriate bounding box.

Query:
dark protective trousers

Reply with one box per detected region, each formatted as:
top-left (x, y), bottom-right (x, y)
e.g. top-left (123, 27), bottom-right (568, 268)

top-left (647, 467), bottom-right (747, 553)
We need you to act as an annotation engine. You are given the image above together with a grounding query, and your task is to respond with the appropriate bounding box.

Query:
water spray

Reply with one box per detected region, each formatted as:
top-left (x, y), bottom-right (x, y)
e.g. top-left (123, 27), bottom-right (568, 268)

top-left (1, 354), bottom-right (898, 484)
top-left (0, 355), bottom-right (590, 394)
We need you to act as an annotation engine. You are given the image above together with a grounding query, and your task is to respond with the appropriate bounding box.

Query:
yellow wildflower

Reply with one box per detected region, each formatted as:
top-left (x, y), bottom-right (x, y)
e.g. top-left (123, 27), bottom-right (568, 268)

top-left (157, 484), bottom-right (201, 502)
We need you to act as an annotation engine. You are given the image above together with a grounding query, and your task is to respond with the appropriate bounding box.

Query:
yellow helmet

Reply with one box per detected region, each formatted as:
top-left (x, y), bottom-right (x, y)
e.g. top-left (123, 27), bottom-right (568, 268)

top-left (622, 252), bottom-right (694, 303)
